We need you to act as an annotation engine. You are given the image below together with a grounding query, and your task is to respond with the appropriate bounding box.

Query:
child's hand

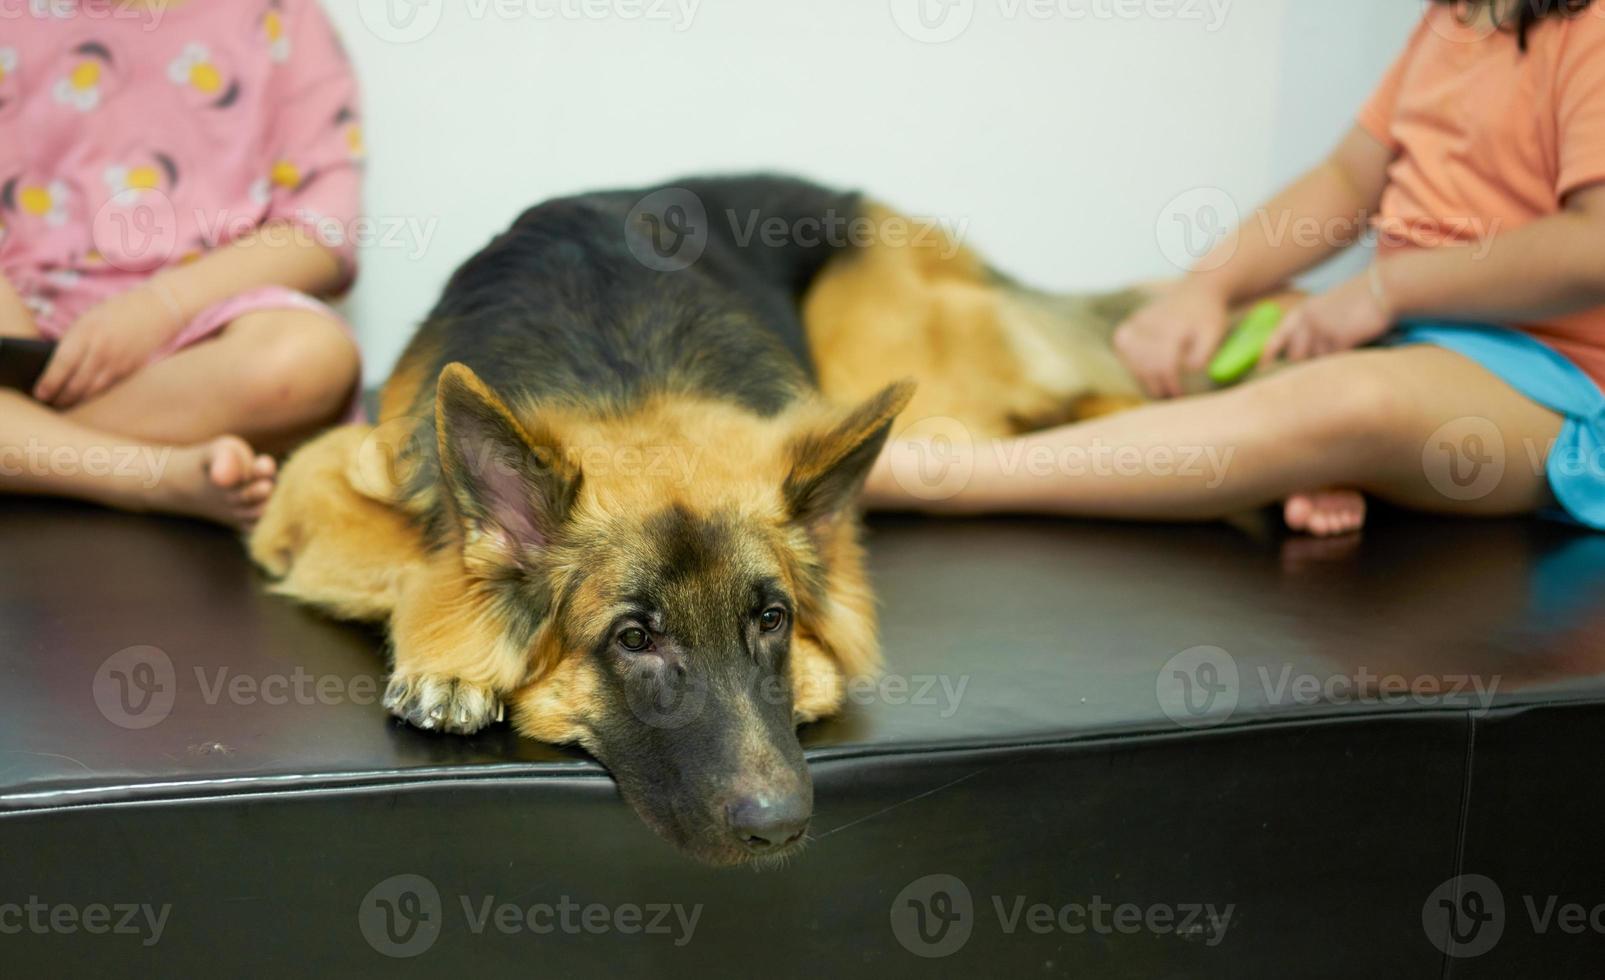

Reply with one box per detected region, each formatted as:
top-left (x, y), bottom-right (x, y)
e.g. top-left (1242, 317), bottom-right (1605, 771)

top-left (1260, 271), bottom-right (1393, 367)
top-left (1113, 281), bottom-right (1232, 398)
top-left (35, 288), bottom-right (183, 407)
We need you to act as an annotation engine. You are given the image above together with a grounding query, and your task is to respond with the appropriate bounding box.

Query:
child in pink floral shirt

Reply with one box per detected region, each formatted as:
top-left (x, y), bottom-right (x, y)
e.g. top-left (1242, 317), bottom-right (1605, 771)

top-left (0, 0), bottom-right (363, 527)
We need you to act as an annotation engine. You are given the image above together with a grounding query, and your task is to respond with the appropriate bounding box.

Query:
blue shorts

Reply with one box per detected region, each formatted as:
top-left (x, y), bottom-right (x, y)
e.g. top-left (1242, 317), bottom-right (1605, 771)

top-left (1389, 322), bottom-right (1605, 531)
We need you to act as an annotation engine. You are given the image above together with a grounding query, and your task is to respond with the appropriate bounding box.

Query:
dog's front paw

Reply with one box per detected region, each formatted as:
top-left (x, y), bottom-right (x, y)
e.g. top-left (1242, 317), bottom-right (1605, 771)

top-left (383, 673), bottom-right (506, 735)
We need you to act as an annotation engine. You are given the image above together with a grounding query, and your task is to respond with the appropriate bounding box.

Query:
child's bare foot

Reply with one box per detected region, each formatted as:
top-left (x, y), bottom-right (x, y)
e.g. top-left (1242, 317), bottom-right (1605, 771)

top-left (1284, 490), bottom-right (1366, 538)
top-left (144, 436), bottom-right (277, 528)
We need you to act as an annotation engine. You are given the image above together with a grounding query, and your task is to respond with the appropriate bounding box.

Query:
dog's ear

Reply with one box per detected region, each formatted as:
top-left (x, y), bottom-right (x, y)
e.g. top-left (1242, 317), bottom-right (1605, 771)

top-left (783, 380), bottom-right (916, 529)
top-left (435, 363), bottom-right (580, 569)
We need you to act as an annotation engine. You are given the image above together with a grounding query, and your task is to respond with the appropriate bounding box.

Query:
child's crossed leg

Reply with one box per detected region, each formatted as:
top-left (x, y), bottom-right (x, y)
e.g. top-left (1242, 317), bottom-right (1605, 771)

top-left (0, 308), bottom-right (357, 527)
top-left (868, 344), bottom-right (1564, 527)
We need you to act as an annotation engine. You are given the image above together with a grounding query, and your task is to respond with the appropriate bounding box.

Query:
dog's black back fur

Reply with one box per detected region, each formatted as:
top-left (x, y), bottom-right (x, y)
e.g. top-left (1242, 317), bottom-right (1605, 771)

top-left (396, 175), bottom-right (865, 421)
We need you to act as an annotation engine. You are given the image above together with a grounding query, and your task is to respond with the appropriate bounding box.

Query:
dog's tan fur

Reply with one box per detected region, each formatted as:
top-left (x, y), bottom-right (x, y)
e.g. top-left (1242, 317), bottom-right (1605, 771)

top-left (250, 203), bottom-right (1144, 739)
top-left (250, 425), bottom-right (422, 623)
top-left (804, 203), bottom-right (1146, 440)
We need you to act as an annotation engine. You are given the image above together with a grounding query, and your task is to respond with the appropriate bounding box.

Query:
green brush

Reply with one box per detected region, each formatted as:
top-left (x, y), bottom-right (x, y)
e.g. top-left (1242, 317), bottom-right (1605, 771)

top-left (1208, 301), bottom-right (1284, 386)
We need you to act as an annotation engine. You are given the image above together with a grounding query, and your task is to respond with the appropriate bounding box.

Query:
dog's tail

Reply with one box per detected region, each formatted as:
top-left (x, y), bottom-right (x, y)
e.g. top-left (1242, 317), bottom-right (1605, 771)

top-left (1005, 282), bottom-right (1154, 339)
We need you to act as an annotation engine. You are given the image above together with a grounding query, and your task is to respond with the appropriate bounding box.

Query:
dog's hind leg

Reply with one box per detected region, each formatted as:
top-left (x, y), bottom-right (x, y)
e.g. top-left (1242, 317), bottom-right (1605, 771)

top-left (803, 203), bottom-right (1153, 439)
top-left (249, 425), bottom-right (425, 623)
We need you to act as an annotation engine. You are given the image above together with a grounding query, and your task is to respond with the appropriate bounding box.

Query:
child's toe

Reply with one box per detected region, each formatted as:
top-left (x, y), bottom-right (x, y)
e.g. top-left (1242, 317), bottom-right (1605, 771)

top-left (1283, 494), bottom-right (1315, 530)
top-left (231, 478), bottom-right (275, 507)
top-left (206, 436), bottom-right (258, 490)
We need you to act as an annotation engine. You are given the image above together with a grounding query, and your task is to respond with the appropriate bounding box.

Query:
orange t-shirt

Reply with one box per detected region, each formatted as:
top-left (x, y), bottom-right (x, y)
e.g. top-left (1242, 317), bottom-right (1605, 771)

top-left (1358, 6), bottom-right (1605, 387)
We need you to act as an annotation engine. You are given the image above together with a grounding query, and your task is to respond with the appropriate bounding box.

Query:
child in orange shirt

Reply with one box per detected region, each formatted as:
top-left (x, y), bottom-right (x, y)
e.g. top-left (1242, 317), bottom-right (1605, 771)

top-left (868, 0), bottom-right (1605, 536)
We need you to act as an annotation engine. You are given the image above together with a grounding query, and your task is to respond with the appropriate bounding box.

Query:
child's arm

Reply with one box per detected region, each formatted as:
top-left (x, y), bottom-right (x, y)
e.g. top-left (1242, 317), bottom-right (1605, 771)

top-left (0, 274), bottom-right (37, 338)
top-left (147, 223), bottom-right (345, 320)
top-left (1262, 185), bottom-right (1605, 365)
top-left (1261, 184), bottom-right (1605, 364)
top-left (1388, 184), bottom-right (1605, 318)
top-left (1115, 125), bottom-right (1395, 398)
top-left (32, 230), bottom-right (344, 407)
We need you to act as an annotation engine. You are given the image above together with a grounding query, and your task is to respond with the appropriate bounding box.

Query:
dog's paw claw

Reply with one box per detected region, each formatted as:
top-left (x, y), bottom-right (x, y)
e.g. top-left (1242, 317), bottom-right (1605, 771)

top-left (384, 674), bottom-right (503, 735)
top-left (382, 678), bottom-right (408, 709)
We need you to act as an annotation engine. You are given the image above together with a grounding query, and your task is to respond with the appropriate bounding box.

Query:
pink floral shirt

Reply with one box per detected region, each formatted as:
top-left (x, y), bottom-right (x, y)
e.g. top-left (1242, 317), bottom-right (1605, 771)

top-left (0, 0), bottom-right (363, 333)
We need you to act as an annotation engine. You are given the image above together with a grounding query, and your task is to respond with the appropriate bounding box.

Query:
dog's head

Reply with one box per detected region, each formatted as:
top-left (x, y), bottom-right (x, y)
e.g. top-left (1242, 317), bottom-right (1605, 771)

top-left (432, 364), bottom-right (913, 866)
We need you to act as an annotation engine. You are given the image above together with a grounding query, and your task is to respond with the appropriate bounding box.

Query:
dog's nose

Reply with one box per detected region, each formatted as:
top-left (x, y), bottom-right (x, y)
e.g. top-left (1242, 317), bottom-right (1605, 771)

top-left (726, 794), bottom-right (810, 851)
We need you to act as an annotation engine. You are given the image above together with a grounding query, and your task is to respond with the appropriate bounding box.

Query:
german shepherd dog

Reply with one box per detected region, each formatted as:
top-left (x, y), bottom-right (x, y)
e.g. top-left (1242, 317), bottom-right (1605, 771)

top-left (250, 175), bottom-right (1146, 866)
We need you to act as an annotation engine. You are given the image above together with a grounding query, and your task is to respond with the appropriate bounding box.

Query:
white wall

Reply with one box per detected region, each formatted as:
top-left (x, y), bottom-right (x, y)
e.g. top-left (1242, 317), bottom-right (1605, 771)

top-left (326, 0), bottom-right (1421, 382)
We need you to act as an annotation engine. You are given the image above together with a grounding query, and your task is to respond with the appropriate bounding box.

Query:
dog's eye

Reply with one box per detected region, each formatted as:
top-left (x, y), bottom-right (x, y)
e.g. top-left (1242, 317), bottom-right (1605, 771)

top-left (618, 627), bottom-right (651, 652)
top-left (759, 607), bottom-right (787, 633)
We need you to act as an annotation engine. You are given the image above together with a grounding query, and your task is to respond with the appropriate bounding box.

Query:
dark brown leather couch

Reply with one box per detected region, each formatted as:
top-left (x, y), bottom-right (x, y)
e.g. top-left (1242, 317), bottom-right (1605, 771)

top-left (4, 498), bottom-right (1604, 977)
